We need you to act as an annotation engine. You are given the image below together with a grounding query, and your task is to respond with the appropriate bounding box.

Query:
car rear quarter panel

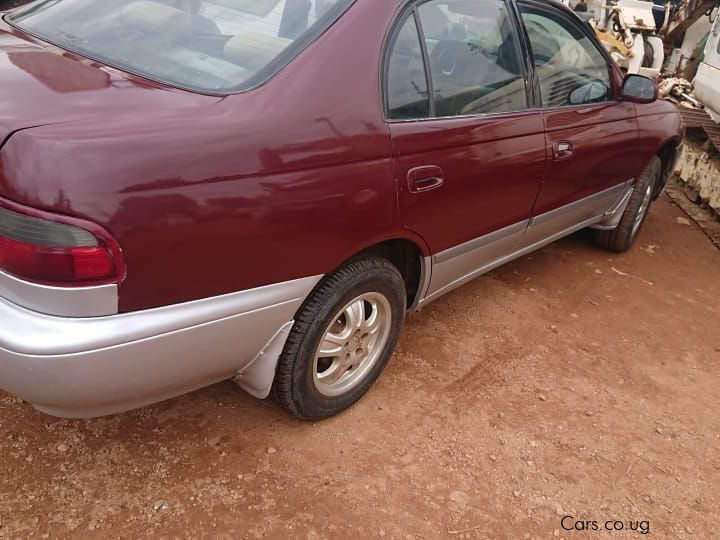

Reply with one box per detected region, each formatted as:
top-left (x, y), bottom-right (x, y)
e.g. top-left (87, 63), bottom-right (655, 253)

top-left (0, 0), bottom-right (415, 312)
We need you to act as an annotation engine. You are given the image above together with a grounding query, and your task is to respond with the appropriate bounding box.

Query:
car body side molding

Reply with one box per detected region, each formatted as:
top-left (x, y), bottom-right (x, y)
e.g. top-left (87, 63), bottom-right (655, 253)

top-left (419, 181), bottom-right (633, 306)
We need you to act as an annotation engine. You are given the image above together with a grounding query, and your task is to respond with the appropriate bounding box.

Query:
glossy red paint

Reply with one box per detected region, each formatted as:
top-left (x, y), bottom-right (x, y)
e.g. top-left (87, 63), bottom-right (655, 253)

top-left (633, 98), bottom-right (684, 161)
top-left (537, 102), bottom-right (639, 215)
top-left (0, 24), bottom-right (216, 145)
top-left (0, 0), bottom-right (682, 313)
top-left (0, 1), bottom-right (411, 312)
top-left (391, 112), bottom-right (546, 253)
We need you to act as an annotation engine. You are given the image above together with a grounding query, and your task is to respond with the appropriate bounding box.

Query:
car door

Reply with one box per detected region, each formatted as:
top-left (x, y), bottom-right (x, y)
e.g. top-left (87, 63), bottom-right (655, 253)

top-left (516, 0), bottom-right (640, 244)
top-left (385, 0), bottom-right (546, 301)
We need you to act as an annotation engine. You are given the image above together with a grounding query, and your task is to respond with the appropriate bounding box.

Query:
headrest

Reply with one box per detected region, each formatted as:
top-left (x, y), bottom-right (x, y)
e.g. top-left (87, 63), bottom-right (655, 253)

top-left (224, 33), bottom-right (292, 71)
top-left (205, 0), bottom-right (282, 17)
top-left (121, 1), bottom-right (191, 33)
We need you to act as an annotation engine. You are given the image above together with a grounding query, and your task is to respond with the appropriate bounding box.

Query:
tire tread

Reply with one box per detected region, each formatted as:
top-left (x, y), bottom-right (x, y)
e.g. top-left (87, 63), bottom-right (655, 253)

top-left (595, 156), bottom-right (661, 252)
top-left (273, 257), bottom-right (404, 420)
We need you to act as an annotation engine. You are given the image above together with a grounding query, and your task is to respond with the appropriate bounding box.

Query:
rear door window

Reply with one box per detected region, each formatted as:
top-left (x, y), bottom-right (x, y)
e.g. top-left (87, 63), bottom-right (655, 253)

top-left (387, 14), bottom-right (431, 120)
top-left (385, 0), bottom-right (528, 120)
top-left (418, 0), bottom-right (527, 117)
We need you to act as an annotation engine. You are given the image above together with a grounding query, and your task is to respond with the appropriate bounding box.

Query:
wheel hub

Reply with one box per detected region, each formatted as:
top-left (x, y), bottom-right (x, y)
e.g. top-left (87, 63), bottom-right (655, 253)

top-left (312, 292), bottom-right (392, 397)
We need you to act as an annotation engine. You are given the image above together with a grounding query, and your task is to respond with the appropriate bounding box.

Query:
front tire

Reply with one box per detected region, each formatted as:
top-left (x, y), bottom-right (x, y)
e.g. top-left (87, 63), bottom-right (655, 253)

top-left (595, 156), bottom-right (661, 252)
top-left (273, 257), bottom-right (406, 420)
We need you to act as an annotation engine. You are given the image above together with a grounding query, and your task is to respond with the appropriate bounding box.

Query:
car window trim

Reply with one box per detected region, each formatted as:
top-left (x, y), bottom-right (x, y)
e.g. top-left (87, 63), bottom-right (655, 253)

top-left (381, 0), bottom-right (535, 122)
top-left (515, 0), bottom-right (617, 107)
top-left (506, 0), bottom-right (541, 105)
top-left (413, 8), bottom-right (437, 118)
top-left (387, 107), bottom-right (545, 124)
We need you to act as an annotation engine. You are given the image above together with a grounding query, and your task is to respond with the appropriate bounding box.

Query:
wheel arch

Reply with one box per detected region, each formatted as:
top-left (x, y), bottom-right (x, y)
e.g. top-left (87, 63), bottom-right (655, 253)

top-left (654, 137), bottom-right (682, 198)
top-left (339, 237), bottom-right (430, 310)
top-left (238, 237), bottom-right (430, 403)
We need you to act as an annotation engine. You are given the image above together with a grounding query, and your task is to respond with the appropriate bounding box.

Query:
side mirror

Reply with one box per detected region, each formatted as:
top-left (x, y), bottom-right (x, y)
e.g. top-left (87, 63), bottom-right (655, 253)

top-left (621, 74), bottom-right (657, 104)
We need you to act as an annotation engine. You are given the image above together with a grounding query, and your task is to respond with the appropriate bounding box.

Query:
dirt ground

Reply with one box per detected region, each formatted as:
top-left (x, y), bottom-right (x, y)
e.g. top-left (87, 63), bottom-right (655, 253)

top-left (1, 195), bottom-right (719, 539)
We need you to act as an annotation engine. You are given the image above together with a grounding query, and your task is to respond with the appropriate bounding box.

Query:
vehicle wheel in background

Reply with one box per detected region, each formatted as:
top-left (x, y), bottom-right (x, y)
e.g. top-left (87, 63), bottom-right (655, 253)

top-left (273, 257), bottom-right (406, 420)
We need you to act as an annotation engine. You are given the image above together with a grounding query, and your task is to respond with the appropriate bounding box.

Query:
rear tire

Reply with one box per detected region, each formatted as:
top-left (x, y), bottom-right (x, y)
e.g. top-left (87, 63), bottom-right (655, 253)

top-left (273, 257), bottom-right (406, 420)
top-left (595, 156), bottom-right (661, 252)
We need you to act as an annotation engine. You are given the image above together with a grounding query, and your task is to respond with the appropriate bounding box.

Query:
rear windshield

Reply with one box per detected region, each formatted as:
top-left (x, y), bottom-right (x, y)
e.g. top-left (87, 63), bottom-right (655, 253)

top-left (8, 0), bottom-right (353, 94)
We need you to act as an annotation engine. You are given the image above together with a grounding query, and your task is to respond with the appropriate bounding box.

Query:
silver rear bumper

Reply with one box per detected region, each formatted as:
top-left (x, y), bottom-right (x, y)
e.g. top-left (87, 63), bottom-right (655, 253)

top-left (0, 276), bottom-right (319, 418)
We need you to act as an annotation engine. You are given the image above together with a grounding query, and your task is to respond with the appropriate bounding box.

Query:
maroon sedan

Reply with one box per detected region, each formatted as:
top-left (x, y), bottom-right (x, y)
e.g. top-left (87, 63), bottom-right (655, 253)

top-left (0, 0), bottom-right (681, 419)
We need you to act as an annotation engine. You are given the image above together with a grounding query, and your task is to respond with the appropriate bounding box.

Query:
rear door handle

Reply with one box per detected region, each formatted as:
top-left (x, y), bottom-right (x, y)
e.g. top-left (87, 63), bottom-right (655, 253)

top-left (408, 165), bottom-right (444, 193)
top-left (553, 141), bottom-right (573, 160)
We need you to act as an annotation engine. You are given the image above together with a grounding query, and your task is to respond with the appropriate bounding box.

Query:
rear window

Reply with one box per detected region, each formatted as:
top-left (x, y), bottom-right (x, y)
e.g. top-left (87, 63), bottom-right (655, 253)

top-left (8, 0), bottom-right (353, 94)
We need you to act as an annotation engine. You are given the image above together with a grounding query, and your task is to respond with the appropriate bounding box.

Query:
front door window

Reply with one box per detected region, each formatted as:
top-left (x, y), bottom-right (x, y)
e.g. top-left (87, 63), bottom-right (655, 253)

top-left (519, 6), bottom-right (612, 108)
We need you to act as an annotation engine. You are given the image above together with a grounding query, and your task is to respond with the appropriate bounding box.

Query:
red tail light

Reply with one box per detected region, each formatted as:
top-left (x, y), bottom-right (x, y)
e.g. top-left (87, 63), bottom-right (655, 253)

top-left (0, 198), bottom-right (124, 286)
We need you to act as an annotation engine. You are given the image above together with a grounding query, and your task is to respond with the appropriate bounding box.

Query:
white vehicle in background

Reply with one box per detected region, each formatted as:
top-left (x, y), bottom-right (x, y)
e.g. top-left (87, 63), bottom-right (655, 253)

top-left (693, 13), bottom-right (720, 121)
top-left (576, 0), bottom-right (665, 77)
top-left (664, 8), bottom-right (720, 221)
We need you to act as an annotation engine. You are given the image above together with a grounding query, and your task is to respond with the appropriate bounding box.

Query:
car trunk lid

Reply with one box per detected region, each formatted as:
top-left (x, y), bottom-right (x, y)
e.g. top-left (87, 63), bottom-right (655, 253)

top-left (0, 21), bottom-right (218, 148)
